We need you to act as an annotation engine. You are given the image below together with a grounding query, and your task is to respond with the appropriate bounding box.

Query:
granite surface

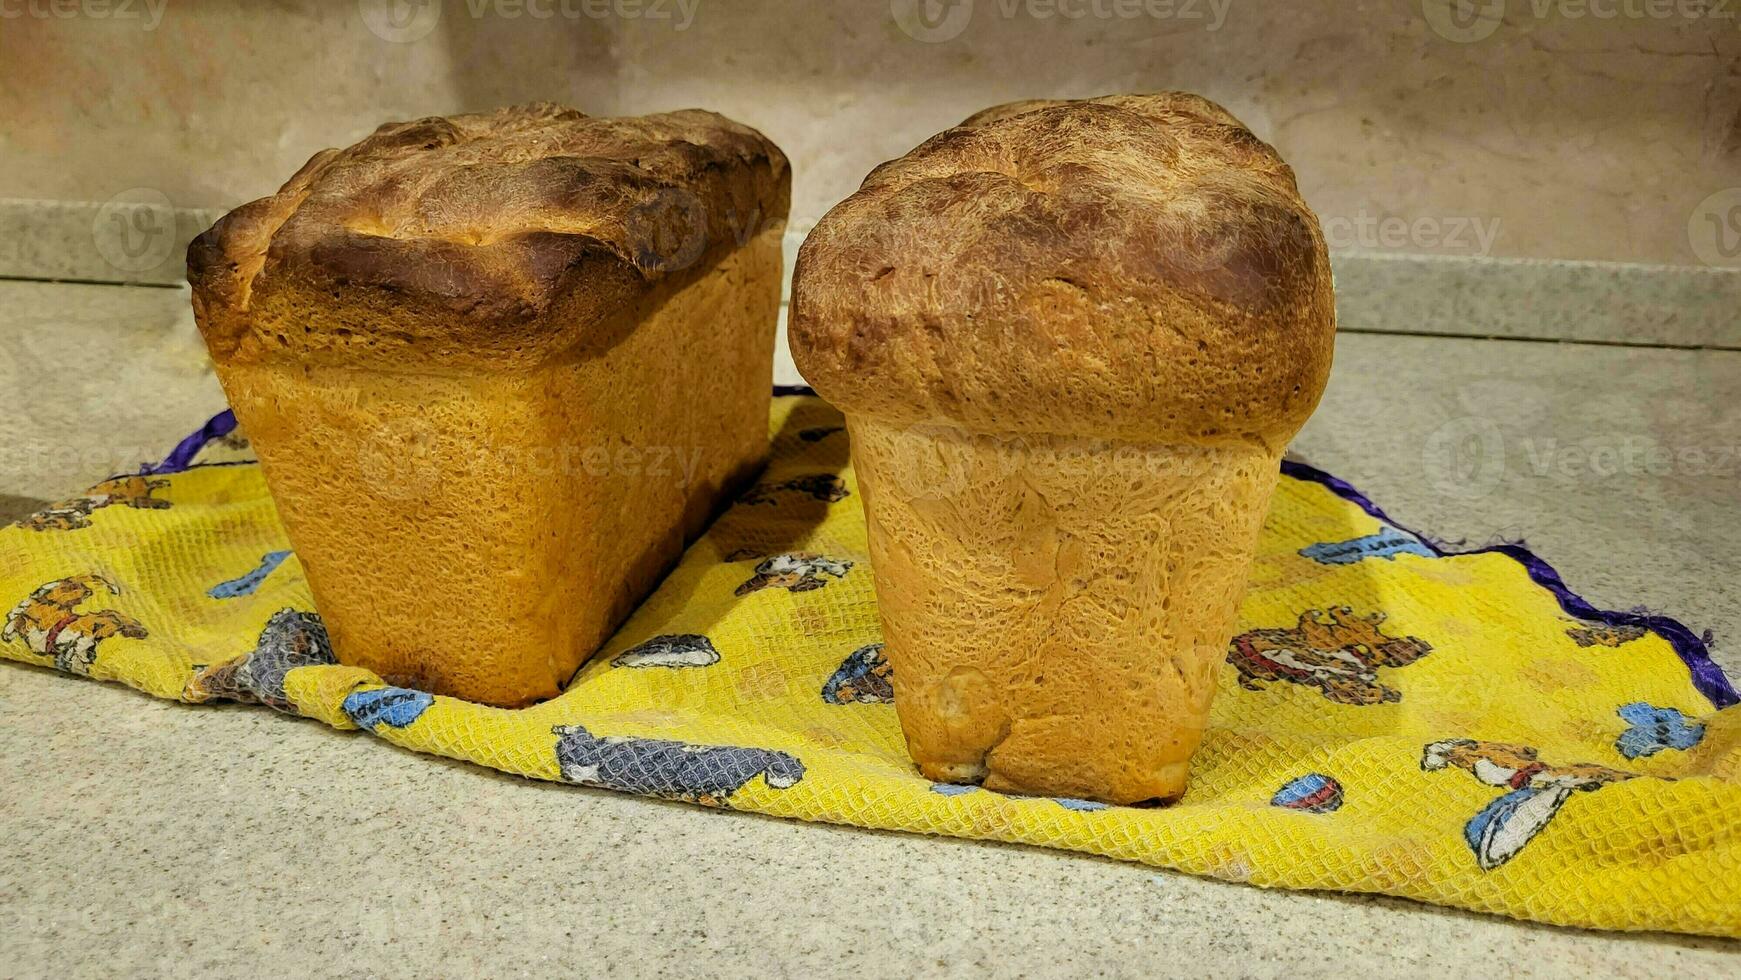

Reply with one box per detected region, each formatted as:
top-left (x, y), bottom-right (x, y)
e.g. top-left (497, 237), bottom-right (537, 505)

top-left (1, 280), bottom-right (1738, 976)
top-left (0, 282), bottom-right (224, 515)
top-left (1329, 253), bottom-right (1741, 350)
top-left (0, 199), bottom-right (225, 287)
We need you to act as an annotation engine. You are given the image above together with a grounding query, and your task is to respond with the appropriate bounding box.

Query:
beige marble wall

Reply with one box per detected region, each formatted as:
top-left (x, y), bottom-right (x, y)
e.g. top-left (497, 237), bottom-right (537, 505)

top-left (2, 0), bottom-right (1738, 266)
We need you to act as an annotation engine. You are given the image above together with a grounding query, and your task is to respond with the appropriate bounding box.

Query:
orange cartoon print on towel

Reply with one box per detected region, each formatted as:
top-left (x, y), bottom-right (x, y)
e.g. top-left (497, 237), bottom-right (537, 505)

top-left (1228, 606), bottom-right (1433, 704)
top-left (1565, 624), bottom-right (1648, 648)
top-left (2, 574), bottom-right (147, 674)
top-left (1422, 739), bottom-right (1637, 870)
top-left (11, 475), bottom-right (171, 532)
top-left (738, 474), bottom-right (850, 506)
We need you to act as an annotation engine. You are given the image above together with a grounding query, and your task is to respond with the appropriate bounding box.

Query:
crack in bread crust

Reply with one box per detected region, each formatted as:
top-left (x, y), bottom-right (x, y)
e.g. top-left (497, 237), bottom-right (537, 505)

top-left (189, 103), bottom-right (789, 359)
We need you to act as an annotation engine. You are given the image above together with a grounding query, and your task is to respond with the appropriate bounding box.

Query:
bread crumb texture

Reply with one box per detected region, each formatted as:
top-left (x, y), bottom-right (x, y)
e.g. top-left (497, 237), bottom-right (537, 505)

top-left (851, 416), bottom-right (1280, 802)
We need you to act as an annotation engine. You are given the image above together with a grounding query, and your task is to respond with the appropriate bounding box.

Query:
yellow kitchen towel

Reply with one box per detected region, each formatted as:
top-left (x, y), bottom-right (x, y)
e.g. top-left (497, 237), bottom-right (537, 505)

top-left (4, 394), bottom-right (1738, 937)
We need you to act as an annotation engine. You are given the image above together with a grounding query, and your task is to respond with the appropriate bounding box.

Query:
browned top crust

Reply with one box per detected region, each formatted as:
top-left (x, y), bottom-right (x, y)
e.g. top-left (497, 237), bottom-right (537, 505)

top-left (189, 103), bottom-right (788, 362)
top-left (789, 93), bottom-right (1335, 447)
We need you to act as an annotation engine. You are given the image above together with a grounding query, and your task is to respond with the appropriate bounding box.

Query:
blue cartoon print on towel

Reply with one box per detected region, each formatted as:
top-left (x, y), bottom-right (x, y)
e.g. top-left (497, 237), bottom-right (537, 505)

top-left (735, 553), bottom-right (853, 596)
top-left (613, 634), bottom-right (721, 668)
top-left (182, 609), bottom-right (335, 712)
top-left (209, 550), bottom-right (294, 599)
top-left (926, 782), bottom-right (1109, 811)
top-left (1299, 527), bottom-right (1433, 565)
top-left (553, 724), bottom-right (805, 806)
top-left (822, 643), bottom-right (894, 704)
top-left (1271, 773), bottom-right (1345, 813)
top-left (1614, 702), bottom-right (1704, 759)
top-left (344, 687), bottom-right (436, 730)
top-left (1054, 798), bottom-right (1109, 812)
top-left (1422, 739), bottom-right (1635, 870)
top-left (3, 575), bottom-right (147, 675)
top-left (1228, 607), bottom-right (1433, 705)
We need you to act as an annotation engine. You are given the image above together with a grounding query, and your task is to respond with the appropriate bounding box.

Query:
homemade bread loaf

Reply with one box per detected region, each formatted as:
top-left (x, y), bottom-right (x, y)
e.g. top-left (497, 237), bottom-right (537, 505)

top-left (189, 104), bottom-right (788, 706)
top-left (790, 93), bottom-right (1335, 803)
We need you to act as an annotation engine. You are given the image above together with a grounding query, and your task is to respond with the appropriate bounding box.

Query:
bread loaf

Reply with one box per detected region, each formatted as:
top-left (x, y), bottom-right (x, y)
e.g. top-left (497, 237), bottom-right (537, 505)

top-left (189, 103), bottom-right (789, 707)
top-left (790, 93), bottom-right (1334, 803)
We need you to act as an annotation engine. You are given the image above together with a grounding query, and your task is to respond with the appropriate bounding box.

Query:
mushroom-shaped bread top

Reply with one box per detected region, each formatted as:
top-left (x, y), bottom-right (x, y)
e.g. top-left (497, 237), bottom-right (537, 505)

top-left (790, 92), bottom-right (1333, 447)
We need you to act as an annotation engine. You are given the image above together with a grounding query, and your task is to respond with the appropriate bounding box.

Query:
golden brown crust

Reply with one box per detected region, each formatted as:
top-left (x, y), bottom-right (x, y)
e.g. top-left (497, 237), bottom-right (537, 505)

top-left (789, 92), bottom-right (1335, 448)
top-left (189, 103), bottom-right (789, 362)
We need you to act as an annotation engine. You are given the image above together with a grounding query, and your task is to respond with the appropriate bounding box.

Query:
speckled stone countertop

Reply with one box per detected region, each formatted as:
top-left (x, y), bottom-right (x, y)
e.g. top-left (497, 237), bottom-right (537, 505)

top-left (1, 278), bottom-right (1737, 977)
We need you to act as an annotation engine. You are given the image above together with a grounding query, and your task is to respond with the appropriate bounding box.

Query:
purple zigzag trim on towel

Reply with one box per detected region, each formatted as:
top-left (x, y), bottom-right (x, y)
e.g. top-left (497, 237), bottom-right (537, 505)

top-left (1281, 459), bottom-right (1737, 709)
top-left (148, 409), bottom-right (238, 476)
